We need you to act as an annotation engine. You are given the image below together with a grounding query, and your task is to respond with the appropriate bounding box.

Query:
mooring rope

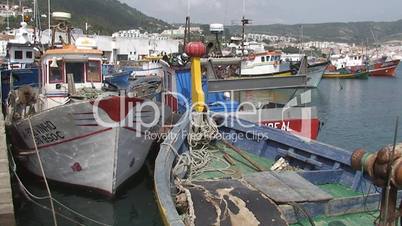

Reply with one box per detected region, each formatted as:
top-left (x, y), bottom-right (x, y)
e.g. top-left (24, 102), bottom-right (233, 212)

top-left (27, 116), bottom-right (58, 226)
top-left (7, 137), bottom-right (111, 226)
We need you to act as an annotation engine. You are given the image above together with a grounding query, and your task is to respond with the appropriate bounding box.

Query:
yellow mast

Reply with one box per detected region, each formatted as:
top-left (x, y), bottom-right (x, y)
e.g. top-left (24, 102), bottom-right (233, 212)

top-left (185, 42), bottom-right (206, 112)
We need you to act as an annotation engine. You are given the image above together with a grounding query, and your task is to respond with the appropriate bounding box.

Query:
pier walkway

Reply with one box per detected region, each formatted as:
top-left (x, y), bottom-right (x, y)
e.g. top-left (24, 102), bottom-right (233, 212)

top-left (0, 115), bottom-right (15, 226)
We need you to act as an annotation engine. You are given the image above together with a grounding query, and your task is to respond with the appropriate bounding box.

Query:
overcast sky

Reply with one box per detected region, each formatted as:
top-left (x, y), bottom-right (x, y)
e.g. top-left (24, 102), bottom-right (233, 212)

top-left (122, 0), bottom-right (402, 25)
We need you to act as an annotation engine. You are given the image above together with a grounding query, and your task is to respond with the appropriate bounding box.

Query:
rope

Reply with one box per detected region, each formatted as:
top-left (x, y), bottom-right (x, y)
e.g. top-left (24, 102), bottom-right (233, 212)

top-left (28, 116), bottom-right (58, 226)
top-left (172, 112), bottom-right (235, 180)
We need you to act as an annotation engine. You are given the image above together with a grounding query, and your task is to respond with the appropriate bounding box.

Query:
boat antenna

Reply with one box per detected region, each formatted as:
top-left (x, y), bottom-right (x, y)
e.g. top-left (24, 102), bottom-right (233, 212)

top-left (48, 0), bottom-right (51, 33)
top-left (183, 0), bottom-right (191, 49)
top-left (240, 0), bottom-right (250, 56)
top-left (6, 0), bottom-right (9, 30)
top-left (241, 17), bottom-right (251, 56)
top-left (382, 116), bottom-right (399, 225)
top-left (299, 25), bottom-right (304, 55)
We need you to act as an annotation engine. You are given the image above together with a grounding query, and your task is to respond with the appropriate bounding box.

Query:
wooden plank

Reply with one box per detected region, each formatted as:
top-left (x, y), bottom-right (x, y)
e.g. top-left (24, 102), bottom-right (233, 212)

top-left (0, 175), bottom-right (11, 190)
top-left (272, 172), bottom-right (333, 202)
top-left (0, 189), bottom-right (13, 204)
top-left (297, 170), bottom-right (343, 185)
top-left (244, 172), bottom-right (305, 203)
top-left (245, 171), bottom-right (332, 203)
top-left (0, 114), bottom-right (15, 225)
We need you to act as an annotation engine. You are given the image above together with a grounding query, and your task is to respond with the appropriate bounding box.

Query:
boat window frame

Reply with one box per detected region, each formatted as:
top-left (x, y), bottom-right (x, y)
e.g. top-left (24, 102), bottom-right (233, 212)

top-left (86, 60), bottom-right (102, 83)
top-left (65, 61), bottom-right (86, 84)
top-left (14, 50), bottom-right (23, 60)
top-left (26, 51), bottom-right (33, 59)
top-left (261, 56), bottom-right (265, 62)
top-left (48, 59), bottom-right (65, 84)
top-left (266, 56), bottom-right (271, 62)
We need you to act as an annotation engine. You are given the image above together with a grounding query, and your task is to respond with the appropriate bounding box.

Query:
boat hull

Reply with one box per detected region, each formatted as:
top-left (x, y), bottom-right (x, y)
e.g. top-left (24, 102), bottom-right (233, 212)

top-left (236, 107), bottom-right (320, 139)
top-left (154, 113), bottom-right (381, 226)
top-left (9, 96), bottom-right (165, 196)
top-left (323, 71), bottom-right (369, 79)
top-left (369, 59), bottom-right (400, 77)
top-left (305, 62), bottom-right (327, 88)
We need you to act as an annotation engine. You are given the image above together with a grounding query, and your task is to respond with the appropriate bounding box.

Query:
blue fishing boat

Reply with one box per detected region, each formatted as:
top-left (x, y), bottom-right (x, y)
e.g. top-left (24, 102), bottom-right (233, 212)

top-left (1, 68), bottom-right (39, 113)
top-left (153, 42), bottom-right (402, 226)
top-left (103, 70), bottom-right (131, 90)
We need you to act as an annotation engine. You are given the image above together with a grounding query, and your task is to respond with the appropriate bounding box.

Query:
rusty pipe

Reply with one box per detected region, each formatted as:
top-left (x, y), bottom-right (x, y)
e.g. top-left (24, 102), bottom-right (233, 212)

top-left (351, 145), bottom-right (402, 188)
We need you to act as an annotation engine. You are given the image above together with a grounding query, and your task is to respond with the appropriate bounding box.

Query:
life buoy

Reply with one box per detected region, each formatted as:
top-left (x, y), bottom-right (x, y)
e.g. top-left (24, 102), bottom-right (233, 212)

top-left (248, 53), bottom-right (256, 61)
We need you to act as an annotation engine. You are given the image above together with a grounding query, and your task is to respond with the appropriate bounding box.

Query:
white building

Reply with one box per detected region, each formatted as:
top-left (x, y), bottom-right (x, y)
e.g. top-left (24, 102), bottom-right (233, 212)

top-left (160, 26), bottom-right (202, 38)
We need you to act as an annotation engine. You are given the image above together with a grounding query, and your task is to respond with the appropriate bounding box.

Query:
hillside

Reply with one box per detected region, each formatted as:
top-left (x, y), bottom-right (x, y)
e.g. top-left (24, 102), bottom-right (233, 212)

top-left (227, 20), bottom-right (402, 44)
top-left (0, 0), bottom-right (172, 34)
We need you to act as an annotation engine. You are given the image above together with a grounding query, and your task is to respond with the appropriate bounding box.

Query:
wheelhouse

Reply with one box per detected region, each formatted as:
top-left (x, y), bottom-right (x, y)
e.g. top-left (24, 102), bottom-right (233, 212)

top-left (40, 45), bottom-right (103, 108)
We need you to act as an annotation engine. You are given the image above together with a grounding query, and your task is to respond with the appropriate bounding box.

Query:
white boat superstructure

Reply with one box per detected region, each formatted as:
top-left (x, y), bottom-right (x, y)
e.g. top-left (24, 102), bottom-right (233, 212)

top-left (240, 50), bottom-right (284, 76)
top-left (330, 54), bottom-right (366, 69)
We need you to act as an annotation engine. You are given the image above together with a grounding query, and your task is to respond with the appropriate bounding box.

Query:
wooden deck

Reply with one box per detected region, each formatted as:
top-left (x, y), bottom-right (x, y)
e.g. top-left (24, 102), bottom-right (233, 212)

top-left (0, 116), bottom-right (15, 226)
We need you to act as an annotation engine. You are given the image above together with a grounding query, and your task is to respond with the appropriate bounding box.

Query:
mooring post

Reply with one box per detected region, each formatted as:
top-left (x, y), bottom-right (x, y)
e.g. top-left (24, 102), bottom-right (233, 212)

top-left (0, 114), bottom-right (15, 226)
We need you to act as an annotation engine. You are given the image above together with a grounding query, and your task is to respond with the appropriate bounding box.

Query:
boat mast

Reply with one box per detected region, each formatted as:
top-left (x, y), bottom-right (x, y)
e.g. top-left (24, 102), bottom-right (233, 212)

top-left (6, 0), bottom-right (9, 30)
top-left (33, 0), bottom-right (36, 44)
top-left (47, 0), bottom-right (51, 32)
top-left (241, 0), bottom-right (246, 56)
top-left (183, 0), bottom-right (191, 49)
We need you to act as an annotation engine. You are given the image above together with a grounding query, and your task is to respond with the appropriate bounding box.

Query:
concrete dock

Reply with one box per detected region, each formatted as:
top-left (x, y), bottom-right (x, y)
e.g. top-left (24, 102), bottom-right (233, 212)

top-left (0, 115), bottom-right (15, 226)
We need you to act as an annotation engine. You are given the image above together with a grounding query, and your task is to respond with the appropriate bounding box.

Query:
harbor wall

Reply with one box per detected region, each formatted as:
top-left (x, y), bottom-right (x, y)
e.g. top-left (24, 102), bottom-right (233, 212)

top-left (0, 115), bottom-right (15, 226)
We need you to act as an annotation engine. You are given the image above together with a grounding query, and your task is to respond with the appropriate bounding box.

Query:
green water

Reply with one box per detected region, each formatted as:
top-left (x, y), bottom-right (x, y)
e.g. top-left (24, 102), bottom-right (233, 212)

top-left (12, 66), bottom-right (402, 225)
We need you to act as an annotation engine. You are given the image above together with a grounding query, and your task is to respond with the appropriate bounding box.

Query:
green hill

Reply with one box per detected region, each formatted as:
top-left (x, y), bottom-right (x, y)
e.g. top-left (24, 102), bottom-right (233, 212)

top-left (0, 0), bottom-right (172, 34)
top-left (227, 20), bottom-right (402, 43)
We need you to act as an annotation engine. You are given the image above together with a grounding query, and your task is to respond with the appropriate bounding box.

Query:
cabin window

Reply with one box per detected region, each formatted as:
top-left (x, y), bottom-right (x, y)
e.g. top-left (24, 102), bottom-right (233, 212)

top-left (15, 50), bottom-right (23, 59)
top-left (49, 61), bottom-right (64, 83)
top-left (86, 61), bottom-right (101, 82)
top-left (66, 62), bottom-right (85, 83)
top-left (26, 51), bottom-right (33, 59)
top-left (261, 56), bottom-right (265, 62)
top-left (266, 56), bottom-right (270, 61)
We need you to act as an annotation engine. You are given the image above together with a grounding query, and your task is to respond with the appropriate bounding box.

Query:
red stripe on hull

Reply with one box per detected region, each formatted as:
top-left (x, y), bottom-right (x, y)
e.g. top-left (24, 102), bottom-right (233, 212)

top-left (17, 128), bottom-right (112, 153)
top-left (369, 59), bottom-right (400, 77)
top-left (259, 118), bottom-right (320, 139)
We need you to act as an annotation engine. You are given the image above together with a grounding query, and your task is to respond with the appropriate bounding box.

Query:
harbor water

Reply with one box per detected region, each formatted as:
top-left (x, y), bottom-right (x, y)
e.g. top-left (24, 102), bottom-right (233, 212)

top-left (13, 66), bottom-right (402, 225)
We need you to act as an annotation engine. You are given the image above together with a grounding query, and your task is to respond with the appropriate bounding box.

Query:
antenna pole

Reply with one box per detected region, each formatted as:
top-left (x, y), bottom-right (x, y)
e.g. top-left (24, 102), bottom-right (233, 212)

top-left (48, 0), bottom-right (51, 31)
top-left (6, 0), bottom-right (9, 30)
top-left (382, 116), bottom-right (399, 225)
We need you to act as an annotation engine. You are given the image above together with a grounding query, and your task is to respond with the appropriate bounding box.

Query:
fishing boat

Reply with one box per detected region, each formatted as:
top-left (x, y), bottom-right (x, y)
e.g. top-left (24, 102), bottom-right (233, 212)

top-left (4, 12), bottom-right (168, 196)
top-left (369, 58), bottom-right (400, 77)
top-left (240, 50), bottom-right (293, 76)
top-left (161, 56), bottom-right (320, 140)
top-left (323, 68), bottom-right (369, 79)
top-left (154, 42), bottom-right (402, 226)
top-left (293, 57), bottom-right (328, 88)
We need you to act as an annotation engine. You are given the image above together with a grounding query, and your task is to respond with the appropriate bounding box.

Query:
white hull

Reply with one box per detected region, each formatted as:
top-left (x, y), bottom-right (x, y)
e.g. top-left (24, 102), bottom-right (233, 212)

top-left (305, 64), bottom-right (327, 88)
top-left (9, 96), bottom-right (166, 195)
top-left (240, 63), bottom-right (282, 76)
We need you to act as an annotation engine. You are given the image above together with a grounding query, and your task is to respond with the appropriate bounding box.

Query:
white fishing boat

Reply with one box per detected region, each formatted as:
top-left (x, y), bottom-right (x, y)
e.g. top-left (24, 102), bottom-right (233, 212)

top-left (5, 12), bottom-right (168, 196)
top-left (240, 50), bottom-right (292, 76)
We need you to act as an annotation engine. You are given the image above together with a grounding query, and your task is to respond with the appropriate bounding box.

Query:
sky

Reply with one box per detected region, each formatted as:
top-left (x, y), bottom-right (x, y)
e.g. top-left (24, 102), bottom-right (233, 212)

top-left (122, 0), bottom-right (402, 25)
